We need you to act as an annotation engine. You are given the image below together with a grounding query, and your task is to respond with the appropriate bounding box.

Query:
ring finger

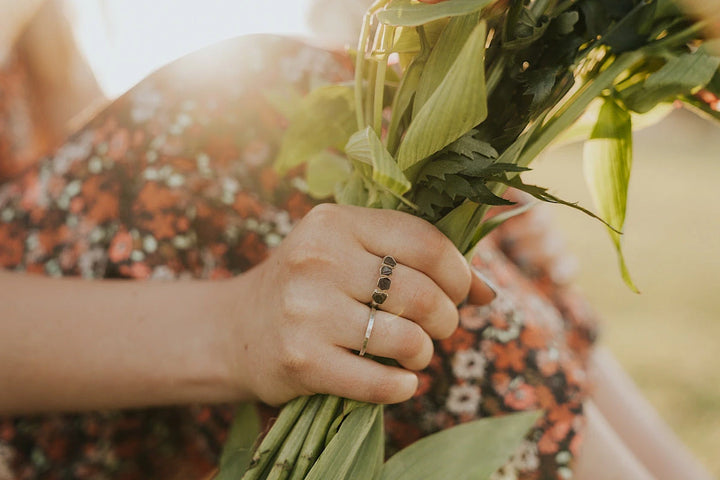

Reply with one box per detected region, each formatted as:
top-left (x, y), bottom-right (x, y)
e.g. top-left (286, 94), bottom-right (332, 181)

top-left (331, 297), bottom-right (435, 371)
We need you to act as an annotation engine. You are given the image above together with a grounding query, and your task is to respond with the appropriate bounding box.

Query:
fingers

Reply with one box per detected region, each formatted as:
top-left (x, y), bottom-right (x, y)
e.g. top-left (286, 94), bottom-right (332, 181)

top-left (338, 204), bottom-right (472, 305)
top-left (466, 267), bottom-right (498, 306)
top-left (331, 299), bottom-right (434, 371)
top-left (336, 248), bottom-right (456, 338)
top-left (304, 346), bottom-right (419, 404)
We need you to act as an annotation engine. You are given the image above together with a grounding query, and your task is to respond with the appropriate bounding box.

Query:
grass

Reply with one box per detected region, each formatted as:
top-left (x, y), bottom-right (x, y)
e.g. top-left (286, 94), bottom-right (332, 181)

top-left (526, 108), bottom-right (720, 476)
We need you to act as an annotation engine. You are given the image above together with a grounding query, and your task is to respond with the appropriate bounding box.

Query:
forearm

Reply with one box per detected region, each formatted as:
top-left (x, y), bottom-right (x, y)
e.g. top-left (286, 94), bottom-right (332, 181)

top-left (0, 270), bottom-right (246, 415)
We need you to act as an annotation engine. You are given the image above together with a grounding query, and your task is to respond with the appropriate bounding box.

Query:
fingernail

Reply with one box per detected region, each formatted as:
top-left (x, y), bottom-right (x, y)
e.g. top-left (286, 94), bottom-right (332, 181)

top-left (471, 266), bottom-right (499, 300)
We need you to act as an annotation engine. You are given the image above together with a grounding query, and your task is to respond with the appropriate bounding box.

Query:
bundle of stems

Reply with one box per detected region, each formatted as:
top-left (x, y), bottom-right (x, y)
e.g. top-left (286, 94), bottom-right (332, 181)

top-left (216, 0), bottom-right (720, 478)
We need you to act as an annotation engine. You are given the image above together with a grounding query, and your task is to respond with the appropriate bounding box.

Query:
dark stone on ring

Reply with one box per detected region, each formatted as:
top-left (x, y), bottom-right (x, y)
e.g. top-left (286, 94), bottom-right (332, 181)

top-left (372, 291), bottom-right (388, 305)
top-left (380, 265), bottom-right (393, 276)
top-left (377, 277), bottom-right (391, 291)
top-left (382, 256), bottom-right (397, 267)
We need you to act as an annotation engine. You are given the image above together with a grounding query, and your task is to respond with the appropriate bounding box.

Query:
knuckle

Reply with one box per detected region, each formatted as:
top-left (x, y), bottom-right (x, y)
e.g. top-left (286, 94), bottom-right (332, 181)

top-left (305, 203), bottom-right (339, 227)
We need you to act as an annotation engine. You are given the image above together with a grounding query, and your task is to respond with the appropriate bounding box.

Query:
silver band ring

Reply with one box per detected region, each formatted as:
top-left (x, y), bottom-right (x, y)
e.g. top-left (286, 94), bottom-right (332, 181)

top-left (359, 305), bottom-right (376, 357)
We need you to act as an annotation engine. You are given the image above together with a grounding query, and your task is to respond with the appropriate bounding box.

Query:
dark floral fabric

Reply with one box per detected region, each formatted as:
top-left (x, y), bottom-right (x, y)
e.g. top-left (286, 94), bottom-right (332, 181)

top-left (0, 35), bottom-right (598, 480)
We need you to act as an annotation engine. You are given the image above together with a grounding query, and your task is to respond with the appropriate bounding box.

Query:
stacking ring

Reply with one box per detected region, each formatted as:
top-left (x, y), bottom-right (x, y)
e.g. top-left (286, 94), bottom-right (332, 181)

top-left (370, 255), bottom-right (397, 307)
top-left (358, 255), bottom-right (396, 357)
top-left (358, 305), bottom-right (376, 357)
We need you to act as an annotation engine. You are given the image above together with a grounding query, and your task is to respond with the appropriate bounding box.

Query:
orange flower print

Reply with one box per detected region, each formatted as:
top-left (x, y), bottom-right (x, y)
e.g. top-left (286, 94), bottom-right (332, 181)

top-left (109, 230), bottom-right (134, 263)
top-left (439, 327), bottom-right (475, 352)
top-left (504, 382), bottom-right (537, 410)
top-left (492, 340), bottom-right (526, 372)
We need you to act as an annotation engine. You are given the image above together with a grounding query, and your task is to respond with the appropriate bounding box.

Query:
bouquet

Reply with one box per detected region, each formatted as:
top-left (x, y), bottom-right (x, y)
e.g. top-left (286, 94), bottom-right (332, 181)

top-left (214, 0), bottom-right (720, 478)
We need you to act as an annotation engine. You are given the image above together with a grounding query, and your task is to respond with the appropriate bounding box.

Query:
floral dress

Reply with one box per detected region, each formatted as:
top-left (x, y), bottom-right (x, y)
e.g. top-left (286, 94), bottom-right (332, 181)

top-left (0, 35), bottom-right (598, 480)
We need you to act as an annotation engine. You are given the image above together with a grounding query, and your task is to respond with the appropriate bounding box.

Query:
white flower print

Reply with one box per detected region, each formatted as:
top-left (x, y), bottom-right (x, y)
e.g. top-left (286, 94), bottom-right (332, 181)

top-left (512, 440), bottom-right (541, 471)
top-left (452, 349), bottom-right (487, 379)
top-left (446, 384), bottom-right (481, 416)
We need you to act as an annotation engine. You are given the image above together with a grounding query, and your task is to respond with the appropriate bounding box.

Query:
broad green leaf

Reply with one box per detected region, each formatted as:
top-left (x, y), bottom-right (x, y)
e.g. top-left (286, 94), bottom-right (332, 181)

top-left (397, 21), bottom-right (489, 170)
top-left (345, 127), bottom-right (412, 195)
top-left (378, 0), bottom-right (494, 27)
top-left (583, 99), bottom-right (639, 292)
top-left (335, 172), bottom-right (369, 207)
top-left (275, 85), bottom-right (356, 173)
top-left (622, 51), bottom-right (720, 113)
top-left (306, 152), bottom-right (352, 199)
top-left (344, 403), bottom-right (384, 480)
top-left (645, 51), bottom-right (720, 91)
top-left (378, 411), bottom-right (542, 480)
top-left (392, 20), bottom-right (448, 53)
top-left (305, 404), bottom-right (381, 480)
top-left (387, 53), bottom-right (428, 155)
top-left (215, 403), bottom-right (261, 480)
top-left (435, 200), bottom-right (480, 249)
top-left (414, 13), bottom-right (479, 113)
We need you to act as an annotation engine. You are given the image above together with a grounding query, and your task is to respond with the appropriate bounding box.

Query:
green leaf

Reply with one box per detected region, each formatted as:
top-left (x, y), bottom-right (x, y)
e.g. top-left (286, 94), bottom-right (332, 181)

top-left (622, 50), bottom-right (720, 113)
top-left (344, 403), bottom-right (384, 480)
top-left (445, 130), bottom-right (498, 159)
top-left (465, 202), bottom-right (537, 260)
top-left (498, 175), bottom-right (622, 234)
top-left (414, 13), bottom-right (479, 113)
top-left (305, 404), bottom-right (383, 480)
top-left (275, 85), bottom-right (356, 173)
top-left (345, 127), bottom-right (412, 196)
top-left (335, 172), bottom-right (369, 207)
top-left (215, 403), bottom-right (261, 480)
top-left (397, 21), bottom-right (489, 171)
top-left (378, 411), bottom-right (542, 480)
top-left (306, 152), bottom-right (352, 199)
top-left (435, 200), bottom-right (480, 250)
top-left (583, 98), bottom-right (639, 292)
top-left (378, 0), bottom-right (494, 27)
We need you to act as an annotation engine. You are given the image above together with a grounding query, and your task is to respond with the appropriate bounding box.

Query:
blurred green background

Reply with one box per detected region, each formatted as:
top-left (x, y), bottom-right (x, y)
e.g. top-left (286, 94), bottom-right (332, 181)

top-left (528, 108), bottom-right (720, 476)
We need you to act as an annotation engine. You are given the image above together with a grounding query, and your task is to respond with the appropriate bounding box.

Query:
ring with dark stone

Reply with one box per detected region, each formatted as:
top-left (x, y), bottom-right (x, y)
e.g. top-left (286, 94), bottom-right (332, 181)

top-left (382, 256), bottom-right (397, 268)
top-left (377, 277), bottom-right (391, 291)
top-left (371, 290), bottom-right (388, 305)
top-left (380, 265), bottom-right (393, 276)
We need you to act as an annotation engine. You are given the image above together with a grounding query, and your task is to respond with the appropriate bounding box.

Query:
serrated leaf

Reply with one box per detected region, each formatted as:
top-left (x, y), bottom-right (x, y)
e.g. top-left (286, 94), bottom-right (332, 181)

top-left (306, 152), bottom-right (352, 199)
top-left (414, 13), bottom-right (480, 113)
top-left (275, 85), bottom-right (356, 173)
top-left (418, 157), bottom-right (467, 181)
top-left (378, 411), bottom-right (542, 480)
top-left (397, 21), bottom-right (489, 170)
top-left (215, 404), bottom-right (261, 480)
top-left (378, 0), bottom-right (494, 27)
top-left (446, 131), bottom-right (498, 159)
top-left (583, 98), bottom-right (639, 292)
top-left (345, 127), bottom-right (411, 196)
top-left (498, 175), bottom-right (622, 234)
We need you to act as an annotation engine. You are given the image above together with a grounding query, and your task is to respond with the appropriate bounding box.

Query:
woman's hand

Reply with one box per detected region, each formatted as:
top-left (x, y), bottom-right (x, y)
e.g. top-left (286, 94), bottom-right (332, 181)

top-left (224, 204), bottom-right (495, 407)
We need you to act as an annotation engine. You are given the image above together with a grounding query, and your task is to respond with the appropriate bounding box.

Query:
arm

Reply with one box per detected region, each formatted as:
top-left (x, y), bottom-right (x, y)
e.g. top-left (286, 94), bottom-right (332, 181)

top-left (1, 204), bottom-right (494, 415)
top-left (0, 269), bottom-right (243, 414)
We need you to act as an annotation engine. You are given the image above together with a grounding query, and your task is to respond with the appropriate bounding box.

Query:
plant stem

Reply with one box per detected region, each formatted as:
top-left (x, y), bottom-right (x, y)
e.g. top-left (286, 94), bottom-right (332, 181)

top-left (241, 396), bottom-right (310, 480)
top-left (266, 397), bottom-right (323, 480)
top-left (287, 396), bottom-right (342, 480)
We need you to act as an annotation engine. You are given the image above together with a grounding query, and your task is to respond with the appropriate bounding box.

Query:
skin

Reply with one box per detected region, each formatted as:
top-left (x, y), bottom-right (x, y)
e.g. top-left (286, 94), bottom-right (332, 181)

top-left (0, 204), bottom-right (495, 414)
